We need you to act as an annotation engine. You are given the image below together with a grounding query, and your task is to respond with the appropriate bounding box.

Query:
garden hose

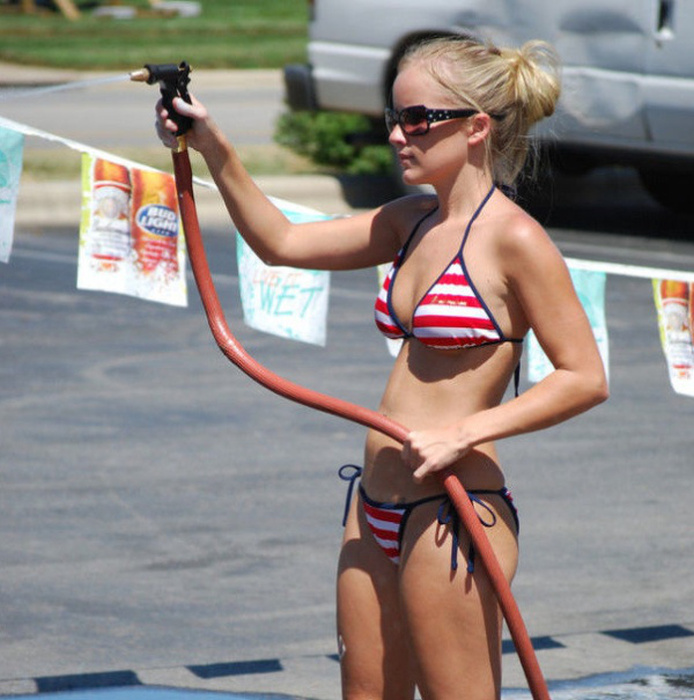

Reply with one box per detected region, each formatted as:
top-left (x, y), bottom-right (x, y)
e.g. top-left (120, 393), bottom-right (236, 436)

top-left (132, 62), bottom-right (551, 699)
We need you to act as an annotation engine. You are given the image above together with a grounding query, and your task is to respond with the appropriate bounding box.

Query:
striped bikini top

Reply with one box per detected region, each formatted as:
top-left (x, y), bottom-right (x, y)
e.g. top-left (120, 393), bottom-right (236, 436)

top-left (375, 186), bottom-right (524, 351)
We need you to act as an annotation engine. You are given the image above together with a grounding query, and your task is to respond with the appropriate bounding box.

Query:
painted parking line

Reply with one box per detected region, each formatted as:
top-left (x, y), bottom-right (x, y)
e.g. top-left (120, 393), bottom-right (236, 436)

top-left (503, 623), bottom-right (694, 654)
top-left (601, 624), bottom-right (694, 644)
top-left (14, 690), bottom-right (291, 700)
top-left (5, 623), bottom-right (693, 699)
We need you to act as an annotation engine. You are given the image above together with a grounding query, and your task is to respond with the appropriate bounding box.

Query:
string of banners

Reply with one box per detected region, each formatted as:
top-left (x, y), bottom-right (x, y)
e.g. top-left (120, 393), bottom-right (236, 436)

top-left (2, 116), bottom-right (694, 397)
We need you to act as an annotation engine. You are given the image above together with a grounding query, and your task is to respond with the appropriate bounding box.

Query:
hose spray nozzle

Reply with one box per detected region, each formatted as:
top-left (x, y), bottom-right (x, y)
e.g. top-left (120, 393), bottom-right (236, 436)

top-left (131, 61), bottom-right (193, 136)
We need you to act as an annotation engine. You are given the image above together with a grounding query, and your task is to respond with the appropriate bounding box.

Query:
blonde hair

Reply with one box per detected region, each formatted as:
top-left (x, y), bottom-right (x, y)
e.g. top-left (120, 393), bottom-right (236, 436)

top-left (399, 36), bottom-right (561, 187)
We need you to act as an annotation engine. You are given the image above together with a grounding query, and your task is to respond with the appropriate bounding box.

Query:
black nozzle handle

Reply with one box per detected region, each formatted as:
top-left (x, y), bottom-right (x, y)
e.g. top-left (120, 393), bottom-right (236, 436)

top-left (143, 61), bottom-right (193, 137)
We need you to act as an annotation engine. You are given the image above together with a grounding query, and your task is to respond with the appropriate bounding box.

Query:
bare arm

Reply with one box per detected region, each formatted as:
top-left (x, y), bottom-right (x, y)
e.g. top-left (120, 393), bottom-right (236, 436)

top-left (405, 218), bottom-right (609, 480)
top-left (157, 94), bottom-right (401, 270)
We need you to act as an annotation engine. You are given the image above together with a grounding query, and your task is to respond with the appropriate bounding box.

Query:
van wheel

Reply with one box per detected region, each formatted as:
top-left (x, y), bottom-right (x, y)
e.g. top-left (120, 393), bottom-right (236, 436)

top-left (639, 168), bottom-right (694, 214)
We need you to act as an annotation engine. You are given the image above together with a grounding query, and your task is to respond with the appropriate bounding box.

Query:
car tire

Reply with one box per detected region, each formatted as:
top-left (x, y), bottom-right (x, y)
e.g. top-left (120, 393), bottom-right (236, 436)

top-left (639, 168), bottom-right (694, 214)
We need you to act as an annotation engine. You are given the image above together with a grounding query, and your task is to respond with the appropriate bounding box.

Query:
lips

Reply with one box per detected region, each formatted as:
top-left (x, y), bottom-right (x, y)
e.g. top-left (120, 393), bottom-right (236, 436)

top-left (398, 152), bottom-right (413, 166)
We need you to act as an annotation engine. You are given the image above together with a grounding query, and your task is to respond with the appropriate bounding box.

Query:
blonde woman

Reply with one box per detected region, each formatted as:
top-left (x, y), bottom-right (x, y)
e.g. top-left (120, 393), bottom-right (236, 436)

top-left (156, 35), bottom-right (608, 700)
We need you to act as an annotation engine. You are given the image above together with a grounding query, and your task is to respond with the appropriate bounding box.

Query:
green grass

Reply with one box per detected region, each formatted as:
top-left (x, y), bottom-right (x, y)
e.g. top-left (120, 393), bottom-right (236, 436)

top-left (2, 1), bottom-right (390, 179)
top-left (0, 0), bottom-right (308, 69)
top-left (3, 0), bottom-right (316, 178)
top-left (20, 144), bottom-right (319, 181)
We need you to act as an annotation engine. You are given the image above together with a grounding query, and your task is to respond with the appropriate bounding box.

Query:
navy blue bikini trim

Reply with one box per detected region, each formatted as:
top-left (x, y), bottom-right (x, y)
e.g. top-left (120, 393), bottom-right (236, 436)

top-left (338, 464), bottom-right (519, 573)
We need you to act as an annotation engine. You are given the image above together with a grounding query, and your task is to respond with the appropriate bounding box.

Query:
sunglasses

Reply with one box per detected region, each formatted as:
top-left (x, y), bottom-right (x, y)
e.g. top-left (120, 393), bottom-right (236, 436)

top-left (384, 104), bottom-right (504, 136)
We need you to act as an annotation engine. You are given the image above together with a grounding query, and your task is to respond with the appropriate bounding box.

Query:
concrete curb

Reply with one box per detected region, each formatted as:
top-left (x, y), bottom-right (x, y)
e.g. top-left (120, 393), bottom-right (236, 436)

top-left (14, 174), bottom-right (359, 230)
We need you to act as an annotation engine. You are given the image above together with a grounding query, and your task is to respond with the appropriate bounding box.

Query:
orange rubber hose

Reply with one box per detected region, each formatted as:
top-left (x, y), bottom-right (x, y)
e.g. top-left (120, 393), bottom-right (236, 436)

top-left (172, 147), bottom-right (551, 700)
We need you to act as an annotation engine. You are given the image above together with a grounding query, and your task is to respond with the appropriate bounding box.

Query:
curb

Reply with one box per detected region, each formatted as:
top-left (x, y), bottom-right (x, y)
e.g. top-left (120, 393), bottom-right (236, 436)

top-left (14, 175), bottom-right (360, 230)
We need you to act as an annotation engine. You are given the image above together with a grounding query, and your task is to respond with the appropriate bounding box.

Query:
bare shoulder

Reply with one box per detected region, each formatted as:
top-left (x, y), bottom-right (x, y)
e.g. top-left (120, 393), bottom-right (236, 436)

top-left (489, 196), bottom-right (565, 277)
top-left (379, 193), bottom-right (439, 244)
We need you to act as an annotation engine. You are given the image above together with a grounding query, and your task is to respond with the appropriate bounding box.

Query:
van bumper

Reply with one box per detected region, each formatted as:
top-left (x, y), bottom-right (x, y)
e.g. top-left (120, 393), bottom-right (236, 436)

top-left (283, 63), bottom-right (318, 111)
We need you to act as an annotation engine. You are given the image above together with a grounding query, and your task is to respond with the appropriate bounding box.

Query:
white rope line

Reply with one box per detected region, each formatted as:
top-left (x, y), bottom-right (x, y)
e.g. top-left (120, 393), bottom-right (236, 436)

top-left (2, 115), bottom-right (693, 280)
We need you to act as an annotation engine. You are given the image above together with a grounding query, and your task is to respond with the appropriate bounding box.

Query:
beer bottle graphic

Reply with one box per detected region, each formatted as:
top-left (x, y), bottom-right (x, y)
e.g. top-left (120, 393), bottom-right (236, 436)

top-left (90, 159), bottom-right (132, 267)
top-left (659, 279), bottom-right (694, 390)
top-left (130, 169), bottom-right (180, 278)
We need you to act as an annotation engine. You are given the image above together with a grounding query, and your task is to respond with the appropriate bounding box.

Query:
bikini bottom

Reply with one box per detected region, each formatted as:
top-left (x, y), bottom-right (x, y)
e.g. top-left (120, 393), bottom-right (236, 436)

top-left (339, 464), bottom-right (519, 573)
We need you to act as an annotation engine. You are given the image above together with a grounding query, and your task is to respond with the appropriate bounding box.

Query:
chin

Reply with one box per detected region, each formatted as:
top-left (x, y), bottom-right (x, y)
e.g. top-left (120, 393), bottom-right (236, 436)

top-left (400, 168), bottom-right (426, 186)
top-left (395, 159), bottom-right (434, 192)
top-left (399, 173), bottom-right (435, 195)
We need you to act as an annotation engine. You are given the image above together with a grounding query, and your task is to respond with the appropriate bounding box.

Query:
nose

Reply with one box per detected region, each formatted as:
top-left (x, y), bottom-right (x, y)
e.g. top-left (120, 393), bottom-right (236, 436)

top-left (388, 124), bottom-right (406, 146)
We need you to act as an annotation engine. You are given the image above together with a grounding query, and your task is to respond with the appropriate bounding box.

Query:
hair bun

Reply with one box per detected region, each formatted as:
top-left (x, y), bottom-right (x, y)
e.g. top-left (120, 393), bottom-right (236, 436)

top-left (501, 40), bottom-right (561, 126)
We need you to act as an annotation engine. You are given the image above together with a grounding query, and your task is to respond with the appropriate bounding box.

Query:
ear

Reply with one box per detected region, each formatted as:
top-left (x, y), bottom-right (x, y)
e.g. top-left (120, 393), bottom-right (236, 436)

top-left (467, 113), bottom-right (492, 146)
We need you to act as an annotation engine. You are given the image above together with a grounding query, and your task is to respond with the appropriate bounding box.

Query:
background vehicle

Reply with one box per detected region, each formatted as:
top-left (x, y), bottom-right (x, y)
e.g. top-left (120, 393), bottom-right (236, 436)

top-left (284, 0), bottom-right (694, 211)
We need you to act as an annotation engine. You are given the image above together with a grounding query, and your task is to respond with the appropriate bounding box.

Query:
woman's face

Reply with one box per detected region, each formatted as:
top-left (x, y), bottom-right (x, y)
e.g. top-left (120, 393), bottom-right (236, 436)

top-left (388, 61), bottom-right (472, 187)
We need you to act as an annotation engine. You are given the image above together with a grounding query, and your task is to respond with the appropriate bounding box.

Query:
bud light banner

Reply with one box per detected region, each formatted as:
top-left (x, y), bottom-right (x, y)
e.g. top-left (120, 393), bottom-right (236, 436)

top-left (0, 126), bottom-right (24, 264)
top-left (77, 154), bottom-right (187, 306)
top-left (653, 279), bottom-right (694, 397)
top-left (236, 207), bottom-right (331, 346)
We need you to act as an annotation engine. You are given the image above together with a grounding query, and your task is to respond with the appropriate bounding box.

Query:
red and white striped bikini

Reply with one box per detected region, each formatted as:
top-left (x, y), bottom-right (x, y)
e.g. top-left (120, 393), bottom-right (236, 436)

top-left (346, 186), bottom-right (522, 571)
top-left (375, 185), bottom-right (524, 350)
top-left (339, 465), bottom-right (519, 572)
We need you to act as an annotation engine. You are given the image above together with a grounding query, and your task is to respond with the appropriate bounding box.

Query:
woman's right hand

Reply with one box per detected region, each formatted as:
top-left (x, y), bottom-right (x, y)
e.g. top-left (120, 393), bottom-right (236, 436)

top-left (155, 93), bottom-right (212, 152)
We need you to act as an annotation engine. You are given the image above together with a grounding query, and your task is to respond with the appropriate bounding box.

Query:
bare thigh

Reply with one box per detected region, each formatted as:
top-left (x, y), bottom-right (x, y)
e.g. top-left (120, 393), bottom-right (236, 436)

top-left (336, 494), bottom-right (417, 700)
top-left (399, 495), bottom-right (519, 700)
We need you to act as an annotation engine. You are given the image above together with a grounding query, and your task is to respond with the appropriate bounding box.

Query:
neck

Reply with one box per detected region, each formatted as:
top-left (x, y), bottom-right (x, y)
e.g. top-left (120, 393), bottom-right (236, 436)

top-left (433, 167), bottom-right (495, 221)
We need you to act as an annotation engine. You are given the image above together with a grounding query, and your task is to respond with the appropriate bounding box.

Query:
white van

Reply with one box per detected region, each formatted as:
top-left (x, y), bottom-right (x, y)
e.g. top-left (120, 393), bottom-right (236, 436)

top-left (284, 0), bottom-right (694, 210)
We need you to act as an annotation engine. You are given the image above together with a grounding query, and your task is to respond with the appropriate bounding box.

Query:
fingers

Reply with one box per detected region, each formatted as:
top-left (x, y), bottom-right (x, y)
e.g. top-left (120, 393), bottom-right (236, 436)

top-left (170, 93), bottom-right (207, 123)
top-left (154, 98), bottom-right (178, 148)
top-left (408, 453), bottom-right (444, 483)
top-left (412, 463), bottom-right (430, 483)
top-left (402, 432), bottom-right (432, 482)
top-left (154, 94), bottom-right (205, 149)
top-left (155, 117), bottom-right (179, 149)
top-left (403, 427), bottom-right (467, 482)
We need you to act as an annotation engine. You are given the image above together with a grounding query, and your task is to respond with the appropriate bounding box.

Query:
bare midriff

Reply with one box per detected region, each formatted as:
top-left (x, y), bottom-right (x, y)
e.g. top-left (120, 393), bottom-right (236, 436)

top-left (361, 338), bottom-right (523, 503)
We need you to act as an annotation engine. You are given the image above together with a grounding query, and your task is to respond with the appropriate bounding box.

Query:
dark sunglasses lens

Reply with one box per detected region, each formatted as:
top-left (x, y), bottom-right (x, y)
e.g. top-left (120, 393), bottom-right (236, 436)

top-left (385, 108), bottom-right (397, 132)
top-left (385, 106), bottom-right (429, 134)
top-left (400, 106), bottom-right (428, 134)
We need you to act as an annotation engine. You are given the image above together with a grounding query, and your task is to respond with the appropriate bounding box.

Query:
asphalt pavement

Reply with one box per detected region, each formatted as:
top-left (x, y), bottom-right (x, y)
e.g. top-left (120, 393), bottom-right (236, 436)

top-left (2, 64), bottom-right (694, 700)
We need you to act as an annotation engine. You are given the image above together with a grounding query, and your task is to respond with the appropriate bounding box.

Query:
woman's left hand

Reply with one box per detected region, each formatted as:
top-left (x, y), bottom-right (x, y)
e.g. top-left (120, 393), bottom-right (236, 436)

top-left (403, 425), bottom-right (472, 482)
